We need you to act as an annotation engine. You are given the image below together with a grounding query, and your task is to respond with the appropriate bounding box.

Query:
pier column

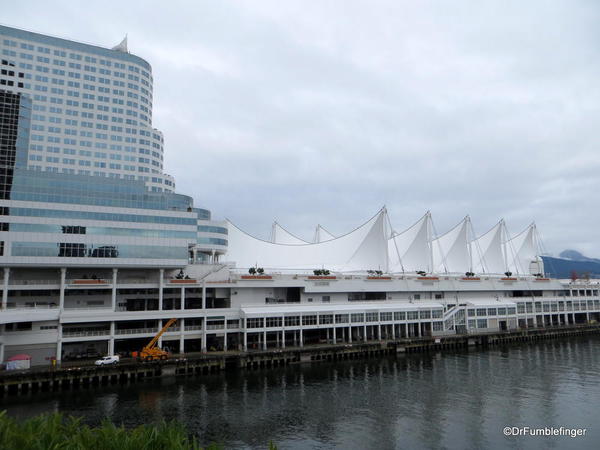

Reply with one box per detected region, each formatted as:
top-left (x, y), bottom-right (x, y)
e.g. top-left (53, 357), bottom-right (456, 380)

top-left (201, 314), bottom-right (207, 352)
top-left (108, 321), bottom-right (115, 355)
top-left (158, 269), bottom-right (164, 310)
top-left (111, 268), bottom-right (118, 311)
top-left (180, 287), bottom-right (185, 310)
top-left (2, 267), bottom-right (9, 310)
top-left (59, 268), bottom-right (66, 310)
top-left (158, 319), bottom-right (163, 349)
top-left (179, 318), bottom-right (185, 354)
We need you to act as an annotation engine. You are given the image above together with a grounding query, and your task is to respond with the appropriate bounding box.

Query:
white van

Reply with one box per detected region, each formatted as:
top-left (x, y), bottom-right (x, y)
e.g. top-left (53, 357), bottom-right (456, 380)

top-left (94, 355), bottom-right (120, 366)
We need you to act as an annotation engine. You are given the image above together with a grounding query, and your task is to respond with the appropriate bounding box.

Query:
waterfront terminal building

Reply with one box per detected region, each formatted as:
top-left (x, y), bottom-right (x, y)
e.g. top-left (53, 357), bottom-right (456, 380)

top-left (1, 25), bottom-right (599, 366)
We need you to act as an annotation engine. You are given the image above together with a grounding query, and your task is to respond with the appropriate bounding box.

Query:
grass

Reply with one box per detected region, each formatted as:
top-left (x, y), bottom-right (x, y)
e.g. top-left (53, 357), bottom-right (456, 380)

top-left (0, 411), bottom-right (279, 450)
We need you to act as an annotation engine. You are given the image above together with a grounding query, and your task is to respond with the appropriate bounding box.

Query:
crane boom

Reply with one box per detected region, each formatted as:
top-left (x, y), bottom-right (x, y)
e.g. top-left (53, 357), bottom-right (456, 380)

top-left (144, 318), bottom-right (177, 351)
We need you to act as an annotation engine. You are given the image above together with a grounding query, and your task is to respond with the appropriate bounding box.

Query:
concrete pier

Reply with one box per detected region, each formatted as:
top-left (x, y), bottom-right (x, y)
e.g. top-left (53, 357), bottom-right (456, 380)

top-left (2, 324), bottom-right (599, 396)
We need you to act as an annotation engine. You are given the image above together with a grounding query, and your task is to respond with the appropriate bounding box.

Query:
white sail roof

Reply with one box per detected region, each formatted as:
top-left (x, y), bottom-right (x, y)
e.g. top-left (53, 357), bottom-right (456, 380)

top-left (226, 209), bottom-right (389, 272)
top-left (471, 221), bottom-right (507, 274)
top-left (388, 213), bottom-right (432, 273)
top-left (432, 218), bottom-right (471, 273)
top-left (270, 222), bottom-right (308, 245)
top-left (507, 224), bottom-right (538, 275)
top-left (313, 225), bottom-right (336, 243)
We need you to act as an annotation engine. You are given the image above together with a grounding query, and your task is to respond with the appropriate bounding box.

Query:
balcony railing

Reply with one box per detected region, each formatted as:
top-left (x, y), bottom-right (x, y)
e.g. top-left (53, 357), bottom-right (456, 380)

top-left (5, 303), bottom-right (58, 309)
top-left (8, 279), bottom-right (60, 285)
top-left (115, 327), bottom-right (157, 335)
top-left (184, 325), bottom-right (203, 331)
top-left (63, 330), bottom-right (109, 337)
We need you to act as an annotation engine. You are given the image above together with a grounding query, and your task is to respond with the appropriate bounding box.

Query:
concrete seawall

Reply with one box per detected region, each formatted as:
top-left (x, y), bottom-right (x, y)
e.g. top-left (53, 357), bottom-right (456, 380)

top-left (2, 324), bottom-right (599, 396)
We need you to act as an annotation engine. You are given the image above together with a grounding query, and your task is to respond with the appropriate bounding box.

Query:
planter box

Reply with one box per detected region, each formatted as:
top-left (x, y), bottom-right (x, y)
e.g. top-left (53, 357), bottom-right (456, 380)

top-left (241, 275), bottom-right (273, 280)
top-left (169, 279), bottom-right (198, 284)
top-left (500, 277), bottom-right (517, 281)
top-left (72, 279), bottom-right (107, 285)
top-left (307, 276), bottom-right (336, 280)
top-left (461, 277), bottom-right (481, 281)
top-left (366, 276), bottom-right (392, 280)
top-left (535, 278), bottom-right (550, 281)
top-left (417, 276), bottom-right (439, 280)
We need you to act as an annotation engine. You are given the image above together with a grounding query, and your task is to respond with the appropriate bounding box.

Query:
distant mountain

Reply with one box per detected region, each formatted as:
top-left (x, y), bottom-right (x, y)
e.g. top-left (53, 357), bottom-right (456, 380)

top-left (542, 250), bottom-right (600, 279)
top-left (558, 249), bottom-right (600, 263)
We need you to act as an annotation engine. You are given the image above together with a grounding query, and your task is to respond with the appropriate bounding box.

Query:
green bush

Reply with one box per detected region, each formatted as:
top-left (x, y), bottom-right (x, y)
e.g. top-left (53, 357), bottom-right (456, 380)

top-left (0, 410), bottom-right (237, 450)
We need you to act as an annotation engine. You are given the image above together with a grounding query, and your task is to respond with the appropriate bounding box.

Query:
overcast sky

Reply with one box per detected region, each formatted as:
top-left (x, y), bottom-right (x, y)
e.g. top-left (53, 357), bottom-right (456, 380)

top-left (4, 1), bottom-right (600, 255)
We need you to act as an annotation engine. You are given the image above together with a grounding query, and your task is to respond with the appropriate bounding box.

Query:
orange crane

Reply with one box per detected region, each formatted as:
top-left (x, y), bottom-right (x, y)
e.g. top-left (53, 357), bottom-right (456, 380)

top-left (133, 318), bottom-right (177, 362)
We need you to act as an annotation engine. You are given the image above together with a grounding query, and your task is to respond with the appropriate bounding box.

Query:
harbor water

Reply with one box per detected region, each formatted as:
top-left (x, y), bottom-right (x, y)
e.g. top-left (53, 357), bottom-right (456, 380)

top-left (1, 336), bottom-right (599, 449)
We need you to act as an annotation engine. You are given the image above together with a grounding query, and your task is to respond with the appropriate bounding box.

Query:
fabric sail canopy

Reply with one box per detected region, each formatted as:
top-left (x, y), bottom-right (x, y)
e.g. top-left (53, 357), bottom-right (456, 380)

top-left (471, 221), bottom-right (507, 274)
top-left (270, 222), bottom-right (309, 245)
top-left (507, 224), bottom-right (538, 275)
top-left (388, 213), bottom-right (432, 273)
top-left (432, 218), bottom-right (471, 273)
top-left (226, 209), bottom-right (389, 272)
top-left (313, 225), bottom-right (336, 243)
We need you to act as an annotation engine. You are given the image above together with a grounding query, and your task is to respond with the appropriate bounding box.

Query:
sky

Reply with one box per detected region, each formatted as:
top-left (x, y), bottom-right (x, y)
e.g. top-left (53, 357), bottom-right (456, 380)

top-left (4, 1), bottom-right (600, 256)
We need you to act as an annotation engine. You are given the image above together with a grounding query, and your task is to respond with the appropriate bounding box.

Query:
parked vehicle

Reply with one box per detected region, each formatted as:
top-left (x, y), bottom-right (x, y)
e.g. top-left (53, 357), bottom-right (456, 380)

top-left (94, 355), bottom-right (120, 366)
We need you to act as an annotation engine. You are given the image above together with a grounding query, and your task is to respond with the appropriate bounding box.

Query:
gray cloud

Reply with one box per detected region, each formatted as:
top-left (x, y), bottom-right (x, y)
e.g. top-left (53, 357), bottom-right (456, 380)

top-left (4, 0), bottom-right (600, 255)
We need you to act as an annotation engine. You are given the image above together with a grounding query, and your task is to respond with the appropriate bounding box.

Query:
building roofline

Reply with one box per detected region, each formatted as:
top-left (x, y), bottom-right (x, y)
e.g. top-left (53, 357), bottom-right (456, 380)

top-left (0, 23), bottom-right (151, 71)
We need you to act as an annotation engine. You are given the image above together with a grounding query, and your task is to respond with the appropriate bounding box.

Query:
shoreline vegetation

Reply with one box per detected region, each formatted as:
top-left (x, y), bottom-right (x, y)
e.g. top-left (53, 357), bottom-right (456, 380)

top-left (0, 411), bottom-right (277, 450)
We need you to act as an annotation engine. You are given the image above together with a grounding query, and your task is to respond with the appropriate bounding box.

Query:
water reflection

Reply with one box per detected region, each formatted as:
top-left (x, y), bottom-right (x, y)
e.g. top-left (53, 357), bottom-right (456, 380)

top-left (1, 337), bottom-right (599, 449)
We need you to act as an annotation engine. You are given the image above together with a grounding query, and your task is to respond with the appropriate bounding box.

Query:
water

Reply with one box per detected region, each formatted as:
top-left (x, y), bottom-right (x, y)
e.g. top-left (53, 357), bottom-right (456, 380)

top-left (2, 336), bottom-right (600, 449)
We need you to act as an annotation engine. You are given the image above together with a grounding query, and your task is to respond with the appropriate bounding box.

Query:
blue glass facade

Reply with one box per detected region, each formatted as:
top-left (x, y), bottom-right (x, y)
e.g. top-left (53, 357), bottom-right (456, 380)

top-left (6, 223), bottom-right (197, 239)
top-left (11, 241), bottom-right (187, 259)
top-left (2, 206), bottom-right (197, 225)
top-left (9, 168), bottom-right (193, 210)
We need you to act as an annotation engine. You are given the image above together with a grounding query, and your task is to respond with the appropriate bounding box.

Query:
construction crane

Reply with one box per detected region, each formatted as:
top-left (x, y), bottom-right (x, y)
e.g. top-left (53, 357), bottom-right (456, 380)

top-left (133, 318), bottom-right (177, 362)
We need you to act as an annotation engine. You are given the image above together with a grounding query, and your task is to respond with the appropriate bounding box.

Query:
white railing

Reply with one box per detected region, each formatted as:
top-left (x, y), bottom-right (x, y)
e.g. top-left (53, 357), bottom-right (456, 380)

top-left (6, 304), bottom-right (58, 309)
top-left (63, 305), bottom-right (112, 310)
top-left (115, 327), bottom-right (157, 335)
top-left (9, 279), bottom-right (60, 285)
top-left (63, 330), bottom-right (109, 337)
top-left (206, 324), bottom-right (225, 330)
top-left (184, 325), bottom-right (203, 331)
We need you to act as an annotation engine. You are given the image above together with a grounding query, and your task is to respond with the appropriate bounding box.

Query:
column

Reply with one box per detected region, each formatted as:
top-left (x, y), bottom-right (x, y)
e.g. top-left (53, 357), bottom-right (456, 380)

top-left (202, 281), bottom-right (206, 309)
top-left (0, 341), bottom-right (4, 363)
top-left (157, 319), bottom-right (163, 349)
top-left (299, 328), bottom-right (304, 347)
top-left (180, 286), bottom-right (185, 311)
top-left (158, 269), bottom-right (164, 310)
top-left (179, 318), bottom-right (185, 354)
top-left (201, 314), bottom-right (207, 352)
top-left (263, 330), bottom-right (267, 350)
top-left (281, 316), bottom-right (286, 348)
top-left (363, 324), bottom-right (367, 341)
top-left (243, 330), bottom-right (248, 352)
top-left (348, 324), bottom-right (352, 343)
top-left (332, 326), bottom-right (336, 344)
top-left (56, 323), bottom-right (62, 363)
top-left (108, 321), bottom-right (115, 355)
top-left (59, 268), bottom-right (66, 310)
top-left (111, 268), bottom-right (118, 311)
top-left (224, 331), bottom-right (228, 351)
top-left (2, 267), bottom-right (9, 310)
top-left (378, 324), bottom-right (382, 340)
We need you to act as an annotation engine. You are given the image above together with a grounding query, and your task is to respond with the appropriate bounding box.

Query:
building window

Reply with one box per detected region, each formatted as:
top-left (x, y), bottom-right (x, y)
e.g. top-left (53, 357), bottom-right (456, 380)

top-left (302, 315), bottom-right (317, 326)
